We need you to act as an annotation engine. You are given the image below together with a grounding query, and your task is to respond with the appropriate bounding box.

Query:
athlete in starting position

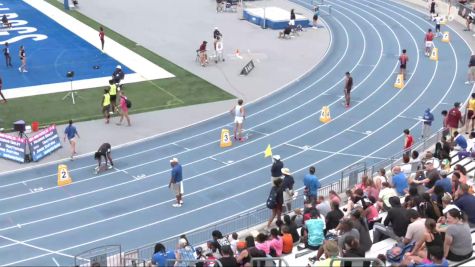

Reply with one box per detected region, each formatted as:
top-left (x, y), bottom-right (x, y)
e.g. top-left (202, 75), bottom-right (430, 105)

top-left (94, 143), bottom-right (114, 173)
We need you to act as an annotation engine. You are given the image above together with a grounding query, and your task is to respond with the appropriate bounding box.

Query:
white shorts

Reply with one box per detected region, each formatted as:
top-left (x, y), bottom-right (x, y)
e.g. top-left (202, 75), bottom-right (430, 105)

top-left (234, 116), bottom-right (244, 124)
top-left (425, 41), bottom-right (433, 48)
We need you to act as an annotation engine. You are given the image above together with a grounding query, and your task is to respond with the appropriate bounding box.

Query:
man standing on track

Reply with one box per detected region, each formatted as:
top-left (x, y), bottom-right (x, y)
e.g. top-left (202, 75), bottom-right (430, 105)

top-left (169, 157), bottom-right (183, 207)
top-left (3, 42), bottom-right (12, 68)
top-left (422, 108), bottom-right (434, 139)
top-left (399, 49), bottom-right (409, 80)
top-left (403, 129), bottom-right (414, 157)
top-left (446, 102), bottom-right (463, 137)
top-left (424, 29), bottom-right (434, 57)
top-left (230, 99), bottom-right (245, 141)
top-left (64, 120), bottom-right (80, 160)
top-left (271, 155), bottom-right (284, 185)
top-left (0, 77), bottom-right (7, 103)
top-left (343, 72), bottom-right (353, 109)
top-left (429, 0), bottom-right (436, 20)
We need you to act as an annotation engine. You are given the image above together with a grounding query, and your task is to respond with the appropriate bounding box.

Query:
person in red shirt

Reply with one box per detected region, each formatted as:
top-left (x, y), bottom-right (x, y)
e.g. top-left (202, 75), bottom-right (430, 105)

top-left (403, 129), bottom-right (414, 157)
top-left (446, 102), bottom-right (463, 137)
top-left (198, 41), bottom-right (208, 67)
top-left (424, 29), bottom-right (434, 57)
top-left (399, 49), bottom-right (409, 80)
top-left (99, 26), bottom-right (105, 51)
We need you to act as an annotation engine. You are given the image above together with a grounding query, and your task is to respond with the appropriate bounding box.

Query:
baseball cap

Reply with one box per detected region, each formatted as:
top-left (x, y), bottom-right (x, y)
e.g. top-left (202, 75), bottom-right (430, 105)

top-left (116, 65), bottom-right (121, 69)
top-left (170, 157), bottom-right (178, 163)
top-left (273, 155), bottom-right (280, 160)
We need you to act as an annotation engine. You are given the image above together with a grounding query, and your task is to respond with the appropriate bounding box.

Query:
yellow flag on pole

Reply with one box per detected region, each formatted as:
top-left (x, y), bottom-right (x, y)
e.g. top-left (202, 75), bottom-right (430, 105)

top-left (264, 144), bottom-right (273, 158)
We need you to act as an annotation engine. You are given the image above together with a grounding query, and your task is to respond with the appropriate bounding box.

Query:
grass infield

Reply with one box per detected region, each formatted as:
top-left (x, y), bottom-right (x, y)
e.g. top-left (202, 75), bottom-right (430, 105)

top-left (0, 0), bottom-right (234, 130)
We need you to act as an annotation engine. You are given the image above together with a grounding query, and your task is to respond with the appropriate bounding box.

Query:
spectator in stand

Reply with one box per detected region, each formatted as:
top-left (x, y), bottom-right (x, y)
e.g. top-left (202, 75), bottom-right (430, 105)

top-left (281, 226), bottom-right (293, 254)
top-left (454, 184), bottom-right (475, 227)
top-left (341, 235), bottom-right (365, 267)
top-left (403, 245), bottom-right (448, 267)
top-left (451, 172), bottom-right (461, 196)
top-left (310, 240), bottom-right (340, 267)
top-left (230, 232), bottom-right (238, 255)
top-left (217, 245), bottom-right (238, 267)
top-left (391, 166), bottom-right (408, 196)
top-left (418, 193), bottom-right (440, 221)
top-left (446, 102), bottom-right (463, 137)
top-left (454, 164), bottom-right (468, 185)
top-left (362, 196), bottom-right (380, 230)
top-left (235, 236), bottom-right (255, 266)
top-left (268, 228), bottom-right (283, 256)
top-left (353, 175), bottom-right (368, 192)
top-left (403, 209), bottom-right (427, 245)
top-left (403, 218), bottom-right (444, 263)
top-left (267, 178), bottom-right (284, 229)
top-left (414, 161), bottom-right (440, 190)
top-left (453, 131), bottom-right (468, 153)
top-left (270, 155), bottom-right (283, 185)
top-left (443, 209), bottom-right (473, 261)
top-left (254, 233), bottom-right (270, 255)
top-left (439, 193), bottom-right (460, 217)
top-left (441, 110), bottom-right (449, 137)
top-left (349, 209), bottom-right (372, 253)
top-left (195, 247), bottom-right (206, 267)
top-left (316, 195), bottom-right (331, 216)
top-left (281, 168), bottom-right (295, 212)
top-left (410, 150), bottom-right (422, 172)
top-left (422, 108), bottom-right (435, 139)
top-left (326, 201), bottom-right (344, 233)
top-left (373, 196), bottom-right (410, 243)
top-left (422, 151), bottom-right (440, 169)
top-left (465, 93), bottom-right (475, 132)
top-left (365, 178), bottom-right (379, 200)
top-left (337, 219), bottom-right (360, 250)
top-left (205, 240), bottom-right (220, 259)
top-left (328, 190), bottom-right (341, 205)
top-left (303, 166), bottom-right (321, 207)
top-left (458, 132), bottom-right (475, 160)
top-left (175, 238), bottom-right (195, 267)
top-left (212, 230), bottom-right (230, 255)
top-left (403, 129), bottom-right (414, 157)
top-left (439, 136), bottom-right (452, 161)
top-left (152, 243), bottom-right (176, 267)
top-left (302, 209), bottom-right (325, 250)
top-left (401, 154), bottom-right (412, 176)
top-left (428, 170), bottom-right (452, 194)
top-left (292, 208), bottom-right (304, 228)
top-left (378, 182), bottom-right (397, 211)
top-left (373, 168), bottom-right (388, 191)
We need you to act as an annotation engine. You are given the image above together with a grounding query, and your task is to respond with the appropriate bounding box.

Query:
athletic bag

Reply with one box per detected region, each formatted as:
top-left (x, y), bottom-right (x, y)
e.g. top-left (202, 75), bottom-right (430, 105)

top-left (266, 187), bottom-right (278, 209)
top-left (124, 97), bottom-right (132, 108)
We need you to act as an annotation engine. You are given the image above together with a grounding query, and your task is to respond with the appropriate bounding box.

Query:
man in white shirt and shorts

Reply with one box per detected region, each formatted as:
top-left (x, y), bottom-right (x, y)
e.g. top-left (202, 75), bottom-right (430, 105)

top-left (230, 99), bottom-right (245, 141)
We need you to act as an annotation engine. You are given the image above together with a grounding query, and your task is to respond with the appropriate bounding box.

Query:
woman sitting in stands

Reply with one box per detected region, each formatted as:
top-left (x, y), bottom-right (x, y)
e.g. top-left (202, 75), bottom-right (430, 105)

top-left (442, 209), bottom-right (473, 261)
top-left (254, 233), bottom-right (271, 255)
top-left (403, 218), bottom-right (444, 265)
top-left (341, 235), bottom-right (367, 267)
top-left (328, 190), bottom-right (341, 205)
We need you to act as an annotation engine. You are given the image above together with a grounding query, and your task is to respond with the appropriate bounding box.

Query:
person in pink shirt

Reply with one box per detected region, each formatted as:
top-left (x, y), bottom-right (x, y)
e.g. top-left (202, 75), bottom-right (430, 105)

top-left (268, 228), bottom-right (283, 256)
top-left (117, 90), bottom-right (131, 126)
top-left (254, 233), bottom-right (270, 255)
top-left (328, 190), bottom-right (341, 205)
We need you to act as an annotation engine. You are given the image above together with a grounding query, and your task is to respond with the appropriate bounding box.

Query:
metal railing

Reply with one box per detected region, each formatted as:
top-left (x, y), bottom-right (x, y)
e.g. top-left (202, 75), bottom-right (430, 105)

top-left (75, 245), bottom-right (121, 267)
top-left (331, 257), bottom-right (386, 267)
top-left (250, 257), bottom-right (290, 267)
top-left (166, 258), bottom-right (223, 267)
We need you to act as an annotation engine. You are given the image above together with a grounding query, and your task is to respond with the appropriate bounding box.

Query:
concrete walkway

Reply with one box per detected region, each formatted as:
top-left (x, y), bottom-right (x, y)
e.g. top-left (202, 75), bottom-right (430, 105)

top-left (0, 0), bottom-right (330, 172)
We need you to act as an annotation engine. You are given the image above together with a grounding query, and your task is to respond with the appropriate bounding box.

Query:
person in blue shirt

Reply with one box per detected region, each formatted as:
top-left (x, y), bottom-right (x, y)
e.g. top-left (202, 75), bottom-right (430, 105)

top-left (312, 6), bottom-right (320, 28)
top-left (422, 108), bottom-right (434, 139)
top-left (303, 209), bottom-right (325, 250)
top-left (391, 166), bottom-right (408, 196)
top-left (63, 120), bottom-right (80, 160)
top-left (303, 166), bottom-right (321, 207)
top-left (454, 184), bottom-right (475, 227)
top-left (169, 157), bottom-right (183, 207)
top-left (428, 170), bottom-right (452, 194)
top-left (151, 243), bottom-right (176, 267)
top-left (453, 131), bottom-right (468, 152)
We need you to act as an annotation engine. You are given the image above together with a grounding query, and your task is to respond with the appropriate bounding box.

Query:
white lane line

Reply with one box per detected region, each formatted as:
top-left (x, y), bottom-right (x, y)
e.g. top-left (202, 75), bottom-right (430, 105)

top-left (246, 129), bottom-right (270, 136)
top-left (283, 143), bottom-right (388, 160)
top-left (345, 129), bottom-right (372, 135)
top-left (208, 157), bottom-right (229, 165)
top-left (1, 3), bottom-right (460, 263)
top-left (171, 143), bottom-right (190, 151)
top-left (113, 167), bottom-right (128, 174)
top-left (398, 115), bottom-right (423, 121)
top-left (52, 257), bottom-right (60, 267)
top-left (0, 14), bottom-right (336, 181)
top-left (0, 234), bottom-right (75, 260)
top-left (0, 13), bottom-right (359, 202)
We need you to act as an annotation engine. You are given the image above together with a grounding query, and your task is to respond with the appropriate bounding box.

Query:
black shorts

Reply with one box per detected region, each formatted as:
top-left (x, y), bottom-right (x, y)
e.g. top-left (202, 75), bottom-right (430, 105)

top-left (436, 24), bottom-right (440, 31)
top-left (313, 15), bottom-right (319, 20)
top-left (110, 94), bottom-right (117, 103)
top-left (400, 64), bottom-right (406, 69)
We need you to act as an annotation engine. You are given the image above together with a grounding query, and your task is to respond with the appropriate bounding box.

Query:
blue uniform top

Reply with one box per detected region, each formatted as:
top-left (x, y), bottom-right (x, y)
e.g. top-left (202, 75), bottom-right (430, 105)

top-left (172, 164), bottom-right (183, 183)
top-left (392, 172), bottom-right (408, 196)
top-left (152, 250), bottom-right (176, 267)
top-left (64, 125), bottom-right (77, 140)
top-left (304, 174), bottom-right (321, 197)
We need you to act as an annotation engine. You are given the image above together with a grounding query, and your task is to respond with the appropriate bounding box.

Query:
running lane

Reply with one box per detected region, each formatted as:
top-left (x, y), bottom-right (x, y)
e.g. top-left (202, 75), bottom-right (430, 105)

top-left (0, 0), bottom-right (472, 265)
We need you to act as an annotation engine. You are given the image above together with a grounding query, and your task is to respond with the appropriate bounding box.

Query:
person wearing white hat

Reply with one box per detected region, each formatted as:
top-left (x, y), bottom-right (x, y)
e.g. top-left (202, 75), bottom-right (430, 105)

top-left (270, 155), bottom-right (284, 185)
top-left (169, 157), bottom-right (184, 207)
top-left (112, 64), bottom-right (125, 87)
top-left (281, 167), bottom-right (295, 212)
top-left (213, 27), bottom-right (222, 50)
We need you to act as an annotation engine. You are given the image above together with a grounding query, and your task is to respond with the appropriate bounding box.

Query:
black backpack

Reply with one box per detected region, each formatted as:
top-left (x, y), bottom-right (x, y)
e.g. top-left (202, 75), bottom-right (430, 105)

top-left (123, 96), bottom-right (131, 108)
top-left (266, 187), bottom-right (278, 209)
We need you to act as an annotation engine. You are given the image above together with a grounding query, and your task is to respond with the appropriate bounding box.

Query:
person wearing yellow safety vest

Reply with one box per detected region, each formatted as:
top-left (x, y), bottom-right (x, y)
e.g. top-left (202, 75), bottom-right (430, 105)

top-left (101, 88), bottom-right (111, 124)
top-left (108, 79), bottom-right (118, 114)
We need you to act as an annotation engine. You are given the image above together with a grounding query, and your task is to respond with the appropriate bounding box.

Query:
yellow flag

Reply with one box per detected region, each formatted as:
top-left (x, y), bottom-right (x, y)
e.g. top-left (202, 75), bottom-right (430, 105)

top-left (264, 144), bottom-right (272, 158)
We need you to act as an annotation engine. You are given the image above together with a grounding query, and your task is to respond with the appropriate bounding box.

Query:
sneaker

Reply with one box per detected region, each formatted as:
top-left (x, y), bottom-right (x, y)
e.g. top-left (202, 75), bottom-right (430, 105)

top-left (172, 203), bottom-right (182, 208)
top-left (180, 200), bottom-right (183, 204)
top-left (466, 81), bottom-right (471, 85)
top-left (18, 67), bottom-right (21, 72)
top-left (23, 70), bottom-right (28, 73)
top-left (108, 165), bottom-right (113, 170)
top-left (109, 111), bottom-right (114, 115)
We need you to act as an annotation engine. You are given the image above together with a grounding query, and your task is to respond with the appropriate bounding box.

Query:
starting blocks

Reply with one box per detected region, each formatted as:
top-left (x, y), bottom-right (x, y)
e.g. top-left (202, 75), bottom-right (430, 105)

top-left (319, 106), bottom-right (331, 123)
top-left (442, 31), bottom-right (450, 43)
top-left (57, 164), bottom-right (72, 186)
top-left (220, 128), bottom-right (232, 148)
top-left (394, 74), bottom-right (404, 89)
top-left (430, 47), bottom-right (439, 61)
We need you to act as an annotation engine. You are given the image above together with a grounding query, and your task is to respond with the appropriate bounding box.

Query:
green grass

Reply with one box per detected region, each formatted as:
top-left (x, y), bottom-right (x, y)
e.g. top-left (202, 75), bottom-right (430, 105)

top-left (0, 1), bottom-right (234, 129)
